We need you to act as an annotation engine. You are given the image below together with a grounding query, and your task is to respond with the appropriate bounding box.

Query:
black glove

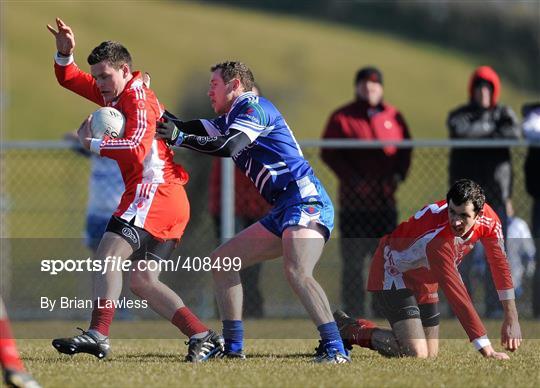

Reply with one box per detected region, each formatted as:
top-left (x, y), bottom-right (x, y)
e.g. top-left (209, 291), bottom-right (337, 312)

top-left (156, 120), bottom-right (184, 145)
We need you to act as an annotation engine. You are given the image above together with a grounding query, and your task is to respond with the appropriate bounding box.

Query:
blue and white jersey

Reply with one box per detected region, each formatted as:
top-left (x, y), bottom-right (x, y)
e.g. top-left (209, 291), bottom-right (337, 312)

top-left (87, 155), bottom-right (124, 218)
top-left (200, 92), bottom-right (321, 205)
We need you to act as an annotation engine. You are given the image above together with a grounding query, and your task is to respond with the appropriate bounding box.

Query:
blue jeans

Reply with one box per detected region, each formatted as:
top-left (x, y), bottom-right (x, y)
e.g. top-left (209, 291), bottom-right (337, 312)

top-left (532, 200), bottom-right (540, 317)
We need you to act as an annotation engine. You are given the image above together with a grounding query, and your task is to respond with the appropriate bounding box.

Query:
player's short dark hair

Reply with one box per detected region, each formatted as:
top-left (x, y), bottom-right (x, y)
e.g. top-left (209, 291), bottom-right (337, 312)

top-left (446, 179), bottom-right (486, 214)
top-left (211, 61), bottom-right (255, 92)
top-left (87, 41), bottom-right (132, 70)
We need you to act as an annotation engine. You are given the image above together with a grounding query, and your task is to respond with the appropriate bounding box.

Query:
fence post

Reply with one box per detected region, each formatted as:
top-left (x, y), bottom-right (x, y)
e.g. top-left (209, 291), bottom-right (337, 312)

top-left (220, 158), bottom-right (235, 244)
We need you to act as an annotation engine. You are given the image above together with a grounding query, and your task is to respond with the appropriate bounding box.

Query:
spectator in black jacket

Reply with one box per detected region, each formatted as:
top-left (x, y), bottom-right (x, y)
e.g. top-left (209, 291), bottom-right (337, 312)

top-left (447, 65), bottom-right (519, 318)
top-left (522, 102), bottom-right (540, 318)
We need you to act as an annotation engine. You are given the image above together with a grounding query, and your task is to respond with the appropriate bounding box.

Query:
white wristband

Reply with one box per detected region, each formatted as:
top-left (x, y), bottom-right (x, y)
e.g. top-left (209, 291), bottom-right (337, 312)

top-left (54, 52), bottom-right (74, 66)
top-left (472, 335), bottom-right (491, 351)
top-left (90, 139), bottom-right (102, 155)
top-left (497, 289), bottom-right (515, 301)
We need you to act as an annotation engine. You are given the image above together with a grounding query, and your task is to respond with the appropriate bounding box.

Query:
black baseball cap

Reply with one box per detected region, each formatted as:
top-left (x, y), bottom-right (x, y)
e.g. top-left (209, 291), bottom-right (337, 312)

top-left (355, 66), bottom-right (383, 85)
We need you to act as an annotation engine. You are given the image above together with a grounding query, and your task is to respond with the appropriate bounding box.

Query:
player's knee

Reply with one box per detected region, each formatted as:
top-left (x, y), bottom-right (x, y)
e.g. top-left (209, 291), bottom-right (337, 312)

top-left (211, 266), bottom-right (237, 283)
top-left (401, 342), bottom-right (429, 358)
top-left (283, 265), bottom-right (311, 287)
top-left (412, 348), bottom-right (429, 359)
top-left (129, 270), bottom-right (157, 296)
top-left (283, 263), bottom-right (298, 282)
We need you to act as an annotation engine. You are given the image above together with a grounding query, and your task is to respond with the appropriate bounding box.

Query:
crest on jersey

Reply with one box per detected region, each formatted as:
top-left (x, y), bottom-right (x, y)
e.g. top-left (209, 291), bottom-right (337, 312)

top-left (385, 264), bottom-right (400, 277)
top-left (301, 204), bottom-right (321, 218)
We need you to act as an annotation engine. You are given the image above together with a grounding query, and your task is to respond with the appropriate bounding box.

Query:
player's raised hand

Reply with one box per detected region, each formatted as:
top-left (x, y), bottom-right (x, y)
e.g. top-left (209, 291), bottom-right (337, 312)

top-left (46, 17), bottom-right (75, 56)
top-left (501, 318), bottom-right (522, 352)
top-left (142, 72), bottom-right (151, 88)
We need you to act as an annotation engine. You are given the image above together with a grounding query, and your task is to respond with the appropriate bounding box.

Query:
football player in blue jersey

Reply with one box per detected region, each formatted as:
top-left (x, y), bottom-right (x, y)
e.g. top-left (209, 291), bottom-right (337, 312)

top-left (157, 62), bottom-right (349, 363)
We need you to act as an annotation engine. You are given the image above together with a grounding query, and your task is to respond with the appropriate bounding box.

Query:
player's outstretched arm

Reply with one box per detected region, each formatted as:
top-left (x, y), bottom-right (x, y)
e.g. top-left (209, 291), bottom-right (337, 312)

top-left (500, 299), bottom-right (522, 352)
top-left (156, 120), bottom-right (251, 157)
top-left (46, 17), bottom-right (75, 56)
top-left (158, 114), bottom-right (208, 137)
top-left (427, 242), bottom-right (514, 359)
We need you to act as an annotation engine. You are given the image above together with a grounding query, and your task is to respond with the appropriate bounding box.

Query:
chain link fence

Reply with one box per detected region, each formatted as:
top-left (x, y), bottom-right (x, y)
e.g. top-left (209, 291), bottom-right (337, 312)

top-left (0, 140), bottom-right (536, 320)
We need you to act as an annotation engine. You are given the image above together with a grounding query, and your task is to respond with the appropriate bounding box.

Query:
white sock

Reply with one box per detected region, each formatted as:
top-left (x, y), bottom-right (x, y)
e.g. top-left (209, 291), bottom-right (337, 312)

top-left (87, 329), bottom-right (108, 340)
top-left (190, 331), bottom-right (209, 340)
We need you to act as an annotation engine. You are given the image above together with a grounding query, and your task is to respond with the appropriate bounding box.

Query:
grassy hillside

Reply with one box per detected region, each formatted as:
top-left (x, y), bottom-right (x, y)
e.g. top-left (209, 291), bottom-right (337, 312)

top-left (4, 1), bottom-right (537, 141)
top-left (1, 1), bottom-right (536, 240)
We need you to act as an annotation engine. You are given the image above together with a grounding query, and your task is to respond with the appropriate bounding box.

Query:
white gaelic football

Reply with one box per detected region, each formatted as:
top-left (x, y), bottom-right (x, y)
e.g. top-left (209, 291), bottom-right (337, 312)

top-left (90, 107), bottom-right (125, 139)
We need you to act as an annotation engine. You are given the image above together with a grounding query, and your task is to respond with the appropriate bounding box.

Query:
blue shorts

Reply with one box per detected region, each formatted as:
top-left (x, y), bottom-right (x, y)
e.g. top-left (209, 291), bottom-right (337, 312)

top-left (85, 214), bottom-right (110, 251)
top-left (260, 179), bottom-right (334, 241)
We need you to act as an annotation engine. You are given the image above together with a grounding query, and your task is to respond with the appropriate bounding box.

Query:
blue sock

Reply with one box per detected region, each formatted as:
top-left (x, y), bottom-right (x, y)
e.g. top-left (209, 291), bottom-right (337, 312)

top-left (317, 321), bottom-right (346, 354)
top-left (223, 320), bottom-right (244, 353)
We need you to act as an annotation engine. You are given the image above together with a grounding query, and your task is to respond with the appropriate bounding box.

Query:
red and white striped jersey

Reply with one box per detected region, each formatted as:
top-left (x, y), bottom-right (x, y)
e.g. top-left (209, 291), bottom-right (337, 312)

top-left (367, 200), bottom-right (514, 344)
top-left (54, 56), bottom-right (189, 239)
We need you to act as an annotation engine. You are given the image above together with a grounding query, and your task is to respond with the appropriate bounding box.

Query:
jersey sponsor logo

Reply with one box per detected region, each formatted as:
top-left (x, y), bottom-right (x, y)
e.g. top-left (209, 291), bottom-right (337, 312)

top-left (122, 227), bottom-right (139, 245)
top-left (237, 113), bottom-right (260, 124)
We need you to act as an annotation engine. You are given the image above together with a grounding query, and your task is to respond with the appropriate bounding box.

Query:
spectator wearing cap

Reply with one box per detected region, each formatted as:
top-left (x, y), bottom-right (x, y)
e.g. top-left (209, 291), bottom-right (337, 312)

top-left (321, 66), bottom-right (412, 317)
top-left (447, 65), bottom-right (520, 318)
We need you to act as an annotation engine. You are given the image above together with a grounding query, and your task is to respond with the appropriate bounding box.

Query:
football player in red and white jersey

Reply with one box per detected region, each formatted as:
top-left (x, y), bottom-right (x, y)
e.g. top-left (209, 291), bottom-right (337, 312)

top-left (335, 179), bottom-right (522, 359)
top-left (1, 298), bottom-right (40, 387)
top-left (46, 18), bottom-right (223, 362)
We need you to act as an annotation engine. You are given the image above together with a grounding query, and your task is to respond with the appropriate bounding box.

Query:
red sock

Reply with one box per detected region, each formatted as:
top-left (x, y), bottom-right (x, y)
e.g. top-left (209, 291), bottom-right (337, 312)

top-left (171, 307), bottom-right (209, 338)
top-left (89, 299), bottom-right (115, 337)
top-left (347, 318), bottom-right (378, 349)
top-left (0, 319), bottom-right (25, 371)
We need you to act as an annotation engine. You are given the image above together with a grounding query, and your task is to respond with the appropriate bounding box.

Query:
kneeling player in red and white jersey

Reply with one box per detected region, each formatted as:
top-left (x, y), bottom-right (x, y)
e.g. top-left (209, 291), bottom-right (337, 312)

top-left (46, 18), bottom-right (223, 362)
top-left (335, 179), bottom-right (522, 359)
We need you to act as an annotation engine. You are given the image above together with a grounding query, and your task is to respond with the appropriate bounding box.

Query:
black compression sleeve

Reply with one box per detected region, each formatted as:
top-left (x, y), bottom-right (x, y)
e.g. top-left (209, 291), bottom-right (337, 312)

top-left (178, 128), bottom-right (252, 157)
top-left (162, 110), bottom-right (207, 136)
top-left (179, 120), bottom-right (207, 136)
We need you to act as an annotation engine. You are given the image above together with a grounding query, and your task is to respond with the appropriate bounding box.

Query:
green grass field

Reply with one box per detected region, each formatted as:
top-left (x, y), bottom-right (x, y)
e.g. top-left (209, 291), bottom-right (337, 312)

top-left (12, 319), bottom-right (540, 387)
top-left (4, 6), bottom-right (540, 385)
